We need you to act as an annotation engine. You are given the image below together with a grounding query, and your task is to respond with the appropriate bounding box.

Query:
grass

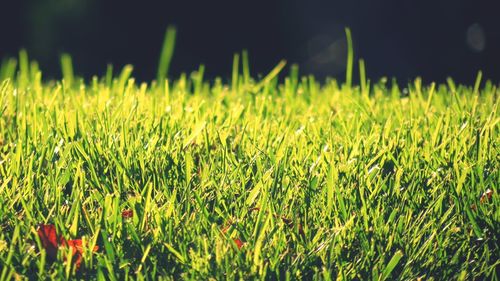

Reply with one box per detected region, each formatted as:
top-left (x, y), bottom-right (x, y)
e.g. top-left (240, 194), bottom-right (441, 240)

top-left (0, 28), bottom-right (498, 280)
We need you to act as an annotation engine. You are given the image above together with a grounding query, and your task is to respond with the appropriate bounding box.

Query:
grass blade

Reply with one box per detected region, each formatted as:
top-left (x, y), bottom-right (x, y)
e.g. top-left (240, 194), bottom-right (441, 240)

top-left (157, 26), bottom-right (177, 88)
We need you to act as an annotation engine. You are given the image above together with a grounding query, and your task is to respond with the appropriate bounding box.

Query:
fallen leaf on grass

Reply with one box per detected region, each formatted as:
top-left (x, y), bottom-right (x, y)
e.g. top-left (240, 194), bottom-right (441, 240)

top-left (122, 209), bottom-right (134, 219)
top-left (66, 239), bottom-right (99, 269)
top-left (471, 204), bottom-right (477, 211)
top-left (219, 220), bottom-right (245, 249)
top-left (480, 189), bottom-right (493, 203)
top-left (37, 224), bottom-right (67, 259)
top-left (37, 224), bottom-right (98, 270)
top-left (233, 238), bottom-right (244, 249)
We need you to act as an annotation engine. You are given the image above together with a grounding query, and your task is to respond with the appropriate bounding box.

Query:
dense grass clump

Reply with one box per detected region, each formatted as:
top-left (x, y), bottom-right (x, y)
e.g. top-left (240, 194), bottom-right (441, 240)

top-left (0, 33), bottom-right (498, 280)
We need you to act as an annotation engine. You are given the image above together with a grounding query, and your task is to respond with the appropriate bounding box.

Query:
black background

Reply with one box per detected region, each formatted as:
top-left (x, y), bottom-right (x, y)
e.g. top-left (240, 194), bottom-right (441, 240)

top-left (1, 0), bottom-right (499, 84)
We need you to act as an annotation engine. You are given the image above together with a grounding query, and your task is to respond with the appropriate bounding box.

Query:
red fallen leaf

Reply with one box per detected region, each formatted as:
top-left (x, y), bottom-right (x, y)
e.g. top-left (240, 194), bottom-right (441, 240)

top-left (480, 189), bottom-right (493, 203)
top-left (67, 239), bottom-right (99, 256)
top-left (37, 224), bottom-right (98, 270)
top-left (37, 224), bottom-right (67, 259)
top-left (218, 221), bottom-right (243, 249)
top-left (66, 239), bottom-right (99, 270)
top-left (122, 209), bottom-right (133, 219)
top-left (233, 238), bottom-right (244, 249)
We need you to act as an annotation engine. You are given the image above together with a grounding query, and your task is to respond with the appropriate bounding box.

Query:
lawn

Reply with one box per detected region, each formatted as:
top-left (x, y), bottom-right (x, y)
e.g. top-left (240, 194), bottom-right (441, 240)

top-left (0, 29), bottom-right (498, 280)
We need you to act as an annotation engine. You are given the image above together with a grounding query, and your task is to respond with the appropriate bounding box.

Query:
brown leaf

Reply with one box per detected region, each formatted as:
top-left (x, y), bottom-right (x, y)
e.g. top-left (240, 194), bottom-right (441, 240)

top-left (122, 209), bottom-right (134, 219)
top-left (480, 189), bottom-right (493, 203)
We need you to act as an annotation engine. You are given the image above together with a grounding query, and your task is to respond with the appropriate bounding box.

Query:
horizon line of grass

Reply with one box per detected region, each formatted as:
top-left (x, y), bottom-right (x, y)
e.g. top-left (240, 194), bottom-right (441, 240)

top-left (0, 27), bottom-right (492, 92)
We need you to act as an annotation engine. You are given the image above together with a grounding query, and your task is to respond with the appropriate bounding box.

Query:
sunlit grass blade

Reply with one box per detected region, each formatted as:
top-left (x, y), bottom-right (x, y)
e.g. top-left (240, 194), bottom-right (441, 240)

top-left (252, 60), bottom-right (286, 93)
top-left (60, 53), bottom-right (74, 88)
top-left (345, 27), bottom-right (354, 89)
top-left (157, 26), bottom-right (177, 88)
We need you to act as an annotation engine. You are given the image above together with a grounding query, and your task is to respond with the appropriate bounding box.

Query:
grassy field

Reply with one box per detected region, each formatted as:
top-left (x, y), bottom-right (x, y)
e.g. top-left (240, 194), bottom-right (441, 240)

top-left (0, 29), bottom-right (498, 280)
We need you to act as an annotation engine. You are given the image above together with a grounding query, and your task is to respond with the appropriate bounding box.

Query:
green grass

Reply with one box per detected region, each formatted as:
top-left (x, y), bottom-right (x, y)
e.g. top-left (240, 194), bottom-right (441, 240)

top-left (0, 29), bottom-right (498, 280)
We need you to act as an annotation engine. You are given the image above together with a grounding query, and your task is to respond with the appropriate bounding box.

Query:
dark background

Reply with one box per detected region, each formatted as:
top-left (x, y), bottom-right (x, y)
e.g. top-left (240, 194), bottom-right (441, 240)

top-left (1, 0), bottom-right (498, 84)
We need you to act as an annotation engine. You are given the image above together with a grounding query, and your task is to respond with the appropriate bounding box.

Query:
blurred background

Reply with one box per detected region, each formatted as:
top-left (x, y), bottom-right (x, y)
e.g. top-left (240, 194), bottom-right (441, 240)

top-left (1, 0), bottom-right (498, 83)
